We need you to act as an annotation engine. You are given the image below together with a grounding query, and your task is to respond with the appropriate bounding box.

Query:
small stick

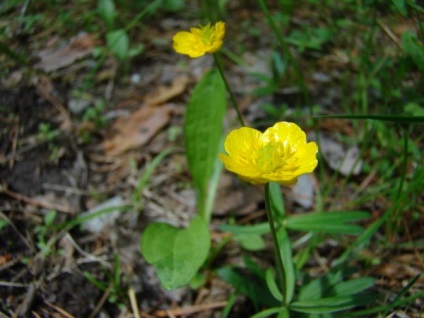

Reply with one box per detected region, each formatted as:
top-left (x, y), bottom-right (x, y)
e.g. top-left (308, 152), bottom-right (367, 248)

top-left (128, 287), bottom-right (141, 318)
top-left (0, 281), bottom-right (28, 288)
top-left (88, 285), bottom-right (112, 318)
top-left (377, 19), bottom-right (401, 47)
top-left (45, 301), bottom-right (75, 318)
top-left (154, 301), bottom-right (227, 317)
top-left (1, 188), bottom-right (73, 214)
top-left (9, 117), bottom-right (19, 169)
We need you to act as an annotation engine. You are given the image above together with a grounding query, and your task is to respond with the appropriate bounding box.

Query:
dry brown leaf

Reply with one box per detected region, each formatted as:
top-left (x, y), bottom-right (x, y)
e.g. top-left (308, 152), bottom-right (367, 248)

top-left (103, 104), bottom-right (172, 156)
top-left (144, 76), bottom-right (189, 106)
top-left (36, 33), bottom-right (97, 72)
top-left (213, 173), bottom-right (263, 215)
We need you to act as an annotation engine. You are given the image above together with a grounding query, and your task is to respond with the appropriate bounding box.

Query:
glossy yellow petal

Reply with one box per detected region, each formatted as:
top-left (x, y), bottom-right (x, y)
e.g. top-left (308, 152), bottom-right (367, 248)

top-left (219, 122), bottom-right (319, 186)
top-left (173, 31), bottom-right (206, 58)
top-left (172, 22), bottom-right (225, 58)
top-left (224, 127), bottom-right (262, 157)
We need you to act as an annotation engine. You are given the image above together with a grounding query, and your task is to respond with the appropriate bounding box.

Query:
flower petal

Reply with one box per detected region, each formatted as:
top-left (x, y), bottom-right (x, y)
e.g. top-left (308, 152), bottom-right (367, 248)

top-left (173, 32), bottom-right (205, 58)
top-left (224, 127), bottom-right (262, 157)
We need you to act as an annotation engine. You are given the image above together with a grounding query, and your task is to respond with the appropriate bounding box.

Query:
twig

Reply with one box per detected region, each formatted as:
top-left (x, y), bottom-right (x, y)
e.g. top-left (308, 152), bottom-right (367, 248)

top-left (31, 312), bottom-right (42, 318)
top-left (1, 188), bottom-right (73, 214)
top-left (16, 282), bottom-right (37, 317)
top-left (105, 59), bottom-right (117, 101)
top-left (88, 285), bottom-right (112, 318)
top-left (128, 287), bottom-right (141, 318)
top-left (42, 183), bottom-right (89, 195)
top-left (377, 19), bottom-right (401, 47)
top-left (350, 169), bottom-right (376, 201)
top-left (45, 301), bottom-right (75, 318)
top-left (154, 301), bottom-right (227, 317)
top-left (9, 117), bottom-right (19, 169)
top-left (0, 281), bottom-right (28, 288)
top-left (0, 211), bottom-right (34, 252)
top-left (64, 233), bottom-right (111, 269)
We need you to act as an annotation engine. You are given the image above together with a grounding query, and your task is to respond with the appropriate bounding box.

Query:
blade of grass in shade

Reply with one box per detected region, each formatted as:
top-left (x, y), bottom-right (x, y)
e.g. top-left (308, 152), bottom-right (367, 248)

top-left (328, 277), bottom-right (375, 297)
top-left (333, 126), bottom-right (409, 266)
top-left (290, 292), bottom-right (375, 314)
top-left (265, 269), bottom-right (283, 301)
top-left (55, 205), bottom-right (132, 231)
top-left (344, 275), bottom-right (422, 317)
top-left (315, 114), bottom-right (424, 123)
top-left (219, 223), bottom-right (270, 235)
top-left (264, 184), bottom-right (288, 305)
top-left (250, 307), bottom-right (282, 318)
top-left (217, 267), bottom-right (280, 308)
top-left (285, 211), bottom-right (369, 235)
top-left (268, 182), bottom-right (285, 221)
top-left (277, 227), bottom-right (295, 304)
top-left (220, 292), bottom-right (238, 318)
top-left (0, 42), bottom-right (30, 67)
top-left (132, 148), bottom-right (173, 210)
top-left (382, 274), bottom-right (421, 317)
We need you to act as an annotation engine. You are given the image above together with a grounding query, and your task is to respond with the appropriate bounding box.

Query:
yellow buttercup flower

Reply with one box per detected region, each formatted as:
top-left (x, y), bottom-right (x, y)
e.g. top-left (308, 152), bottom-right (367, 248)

top-left (219, 122), bottom-right (318, 185)
top-left (173, 22), bottom-right (225, 58)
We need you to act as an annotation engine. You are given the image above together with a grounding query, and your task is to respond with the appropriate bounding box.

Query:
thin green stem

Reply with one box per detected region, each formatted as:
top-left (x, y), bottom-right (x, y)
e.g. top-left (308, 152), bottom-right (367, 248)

top-left (213, 53), bottom-right (245, 127)
top-left (264, 183), bottom-right (287, 305)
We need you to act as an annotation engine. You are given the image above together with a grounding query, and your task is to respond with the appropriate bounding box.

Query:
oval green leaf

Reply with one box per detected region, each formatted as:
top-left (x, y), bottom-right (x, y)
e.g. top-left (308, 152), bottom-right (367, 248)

top-left (141, 215), bottom-right (210, 290)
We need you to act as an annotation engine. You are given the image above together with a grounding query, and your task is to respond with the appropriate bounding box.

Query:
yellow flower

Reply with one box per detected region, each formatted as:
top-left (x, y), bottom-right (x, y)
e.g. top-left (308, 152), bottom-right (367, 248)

top-left (219, 122), bottom-right (318, 185)
top-left (173, 22), bottom-right (225, 58)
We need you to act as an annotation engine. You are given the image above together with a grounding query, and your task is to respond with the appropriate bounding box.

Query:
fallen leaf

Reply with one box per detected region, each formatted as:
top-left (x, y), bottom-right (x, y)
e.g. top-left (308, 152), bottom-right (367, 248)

top-left (103, 104), bottom-right (172, 155)
top-left (0, 254), bottom-right (12, 267)
top-left (81, 196), bottom-right (124, 233)
top-left (317, 118), bottom-right (354, 136)
top-left (318, 134), bottom-right (362, 176)
top-left (213, 173), bottom-right (263, 215)
top-left (144, 76), bottom-right (189, 106)
top-left (35, 32), bottom-right (97, 72)
top-left (290, 174), bottom-right (314, 209)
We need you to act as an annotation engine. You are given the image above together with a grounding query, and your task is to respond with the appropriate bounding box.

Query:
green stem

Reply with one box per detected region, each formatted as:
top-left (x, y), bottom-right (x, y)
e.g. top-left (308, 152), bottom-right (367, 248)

top-left (264, 183), bottom-right (287, 305)
top-left (213, 53), bottom-right (245, 127)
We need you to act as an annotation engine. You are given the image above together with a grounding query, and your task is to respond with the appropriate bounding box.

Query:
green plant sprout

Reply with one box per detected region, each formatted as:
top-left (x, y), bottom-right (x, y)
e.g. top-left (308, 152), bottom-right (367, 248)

top-left (34, 210), bottom-right (58, 256)
top-left (37, 122), bottom-right (62, 162)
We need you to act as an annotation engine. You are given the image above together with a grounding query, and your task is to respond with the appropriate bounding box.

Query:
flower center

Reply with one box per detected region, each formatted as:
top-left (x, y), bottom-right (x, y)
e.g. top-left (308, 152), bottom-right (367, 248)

top-left (255, 142), bottom-right (296, 173)
top-left (199, 25), bottom-right (215, 45)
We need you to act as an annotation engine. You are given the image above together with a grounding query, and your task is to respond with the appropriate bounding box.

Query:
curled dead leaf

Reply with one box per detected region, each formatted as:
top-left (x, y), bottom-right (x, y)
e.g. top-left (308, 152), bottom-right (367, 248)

top-left (35, 32), bottom-right (97, 72)
top-left (144, 76), bottom-right (189, 106)
top-left (103, 104), bottom-right (172, 156)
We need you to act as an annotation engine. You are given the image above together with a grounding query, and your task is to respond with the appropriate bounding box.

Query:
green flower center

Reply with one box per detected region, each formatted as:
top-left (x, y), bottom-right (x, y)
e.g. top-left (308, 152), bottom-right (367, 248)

top-left (199, 25), bottom-right (215, 45)
top-left (255, 142), bottom-right (297, 174)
